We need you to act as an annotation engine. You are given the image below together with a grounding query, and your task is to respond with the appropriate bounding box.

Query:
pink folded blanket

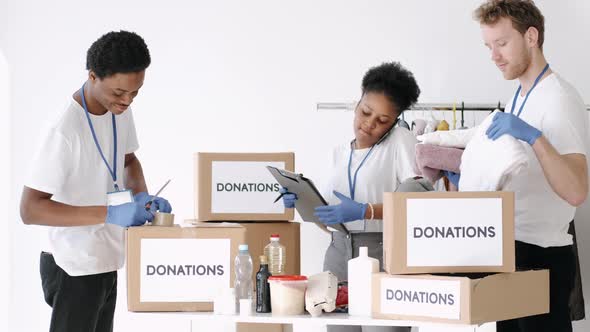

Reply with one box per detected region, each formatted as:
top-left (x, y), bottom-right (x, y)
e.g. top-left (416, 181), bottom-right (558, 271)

top-left (415, 144), bottom-right (463, 183)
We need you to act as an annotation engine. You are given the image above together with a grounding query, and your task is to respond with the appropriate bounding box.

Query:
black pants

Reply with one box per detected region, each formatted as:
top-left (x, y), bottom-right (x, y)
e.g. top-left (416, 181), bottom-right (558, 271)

top-left (40, 252), bottom-right (118, 332)
top-left (496, 241), bottom-right (575, 332)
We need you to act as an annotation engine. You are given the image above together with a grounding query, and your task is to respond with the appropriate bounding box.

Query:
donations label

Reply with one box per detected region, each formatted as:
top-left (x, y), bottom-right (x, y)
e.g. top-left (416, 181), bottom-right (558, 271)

top-left (140, 238), bottom-right (230, 302)
top-left (211, 161), bottom-right (284, 214)
top-left (380, 277), bottom-right (461, 320)
top-left (406, 197), bottom-right (503, 267)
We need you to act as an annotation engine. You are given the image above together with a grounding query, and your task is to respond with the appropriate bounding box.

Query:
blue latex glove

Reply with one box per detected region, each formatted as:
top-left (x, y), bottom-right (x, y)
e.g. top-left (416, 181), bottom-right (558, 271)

top-left (106, 202), bottom-right (154, 227)
top-left (486, 112), bottom-right (541, 145)
top-left (134, 192), bottom-right (172, 213)
top-left (279, 187), bottom-right (297, 208)
top-left (314, 191), bottom-right (368, 225)
top-left (443, 170), bottom-right (461, 187)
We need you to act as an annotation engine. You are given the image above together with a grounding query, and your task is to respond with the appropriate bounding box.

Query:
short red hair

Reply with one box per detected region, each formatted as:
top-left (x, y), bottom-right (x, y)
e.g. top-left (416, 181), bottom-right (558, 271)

top-left (474, 0), bottom-right (545, 49)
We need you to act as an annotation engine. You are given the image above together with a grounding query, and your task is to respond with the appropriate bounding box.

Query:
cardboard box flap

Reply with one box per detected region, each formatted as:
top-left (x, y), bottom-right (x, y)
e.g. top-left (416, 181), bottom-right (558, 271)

top-left (390, 191), bottom-right (514, 199)
top-left (182, 219), bottom-right (243, 228)
top-left (127, 224), bottom-right (246, 237)
top-left (470, 270), bottom-right (549, 324)
top-left (196, 152), bottom-right (295, 159)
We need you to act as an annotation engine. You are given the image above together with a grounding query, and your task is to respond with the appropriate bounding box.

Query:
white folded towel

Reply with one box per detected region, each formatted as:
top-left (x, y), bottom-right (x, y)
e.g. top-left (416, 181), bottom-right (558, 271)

top-left (459, 110), bottom-right (529, 191)
top-left (417, 127), bottom-right (477, 148)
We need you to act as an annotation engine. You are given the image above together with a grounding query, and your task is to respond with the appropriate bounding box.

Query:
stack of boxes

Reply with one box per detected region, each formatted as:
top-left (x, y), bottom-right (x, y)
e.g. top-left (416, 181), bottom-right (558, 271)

top-left (371, 191), bottom-right (550, 324)
top-left (125, 152), bottom-right (300, 321)
top-left (192, 152), bottom-right (299, 332)
top-left (191, 152), bottom-right (301, 283)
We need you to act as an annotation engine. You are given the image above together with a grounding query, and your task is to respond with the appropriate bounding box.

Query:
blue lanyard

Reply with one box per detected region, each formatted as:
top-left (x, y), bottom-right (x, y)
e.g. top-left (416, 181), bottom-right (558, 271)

top-left (510, 63), bottom-right (550, 118)
top-left (80, 83), bottom-right (119, 191)
top-left (347, 141), bottom-right (376, 201)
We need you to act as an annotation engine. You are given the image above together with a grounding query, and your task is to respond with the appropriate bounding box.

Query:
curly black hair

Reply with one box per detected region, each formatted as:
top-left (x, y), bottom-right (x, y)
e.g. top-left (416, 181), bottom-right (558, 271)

top-left (361, 62), bottom-right (420, 115)
top-left (86, 30), bottom-right (151, 79)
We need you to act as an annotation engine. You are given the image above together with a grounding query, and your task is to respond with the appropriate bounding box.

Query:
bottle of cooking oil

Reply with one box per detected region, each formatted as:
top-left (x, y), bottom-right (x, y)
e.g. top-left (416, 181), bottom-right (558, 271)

top-left (263, 234), bottom-right (286, 275)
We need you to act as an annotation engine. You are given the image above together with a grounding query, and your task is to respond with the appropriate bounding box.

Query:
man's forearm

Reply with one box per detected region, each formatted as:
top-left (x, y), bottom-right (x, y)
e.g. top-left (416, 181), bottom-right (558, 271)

top-left (21, 194), bottom-right (107, 227)
top-left (124, 154), bottom-right (148, 194)
top-left (532, 136), bottom-right (588, 206)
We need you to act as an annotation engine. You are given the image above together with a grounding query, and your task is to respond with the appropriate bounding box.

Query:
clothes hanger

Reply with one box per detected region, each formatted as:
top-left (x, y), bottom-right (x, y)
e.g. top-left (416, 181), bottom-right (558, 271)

top-left (436, 109), bottom-right (449, 131)
top-left (398, 112), bottom-right (410, 130)
top-left (458, 101), bottom-right (468, 129)
top-left (424, 106), bottom-right (440, 133)
top-left (411, 105), bottom-right (427, 136)
top-left (453, 102), bottom-right (457, 130)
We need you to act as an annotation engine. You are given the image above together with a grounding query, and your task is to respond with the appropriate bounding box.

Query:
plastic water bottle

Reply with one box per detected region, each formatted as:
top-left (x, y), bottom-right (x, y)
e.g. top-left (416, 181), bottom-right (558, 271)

top-left (348, 246), bottom-right (379, 317)
top-left (263, 234), bottom-right (286, 275)
top-left (234, 244), bottom-right (253, 313)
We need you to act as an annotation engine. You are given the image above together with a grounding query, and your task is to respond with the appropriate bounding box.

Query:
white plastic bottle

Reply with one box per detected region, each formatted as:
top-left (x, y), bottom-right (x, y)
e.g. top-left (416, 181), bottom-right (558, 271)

top-left (234, 244), bottom-right (253, 313)
top-left (347, 246), bottom-right (379, 317)
top-left (263, 234), bottom-right (286, 275)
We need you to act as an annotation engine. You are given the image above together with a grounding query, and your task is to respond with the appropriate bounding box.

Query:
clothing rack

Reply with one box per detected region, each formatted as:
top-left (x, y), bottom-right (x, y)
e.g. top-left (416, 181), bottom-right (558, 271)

top-left (316, 102), bottom-right (590, 112)
top-left (408, 102), bottom-right (504, 112)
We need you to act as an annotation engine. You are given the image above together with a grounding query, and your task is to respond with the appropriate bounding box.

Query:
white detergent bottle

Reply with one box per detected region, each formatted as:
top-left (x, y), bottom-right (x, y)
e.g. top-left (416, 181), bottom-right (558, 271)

top-left (347, 246), bottom-right (379, 317)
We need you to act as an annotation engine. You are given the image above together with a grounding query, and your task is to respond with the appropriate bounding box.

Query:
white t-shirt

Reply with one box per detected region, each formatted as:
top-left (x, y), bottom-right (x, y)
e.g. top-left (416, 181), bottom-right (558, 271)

top-left (320, 127), bottom-right (419, 232)
top-left (26, 98), bottom-right (139, 276)
top-left (503, 72), bottom-right (588, 247)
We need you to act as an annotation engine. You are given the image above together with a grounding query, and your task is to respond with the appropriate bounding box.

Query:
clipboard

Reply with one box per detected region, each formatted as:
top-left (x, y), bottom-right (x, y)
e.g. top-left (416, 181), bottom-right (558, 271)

top-left (266, 166), bottom-right (349, 234)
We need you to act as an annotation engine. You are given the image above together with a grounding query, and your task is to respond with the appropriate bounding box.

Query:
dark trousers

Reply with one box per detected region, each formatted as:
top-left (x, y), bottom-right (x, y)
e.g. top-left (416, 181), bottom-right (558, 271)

top-left (496, 241), bottom-right (575, 332)
top-left (40, 252), bottom-right (118, 332)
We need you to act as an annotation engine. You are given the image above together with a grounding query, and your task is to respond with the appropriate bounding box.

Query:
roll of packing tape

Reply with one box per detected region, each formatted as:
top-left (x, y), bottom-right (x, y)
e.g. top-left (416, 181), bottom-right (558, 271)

top-left (152, 212), bottom-right (175, 226)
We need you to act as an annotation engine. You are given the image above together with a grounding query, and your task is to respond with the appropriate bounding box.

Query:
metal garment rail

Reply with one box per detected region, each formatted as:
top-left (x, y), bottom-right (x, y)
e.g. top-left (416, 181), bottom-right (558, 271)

top-left (317, 102), bottom-right (590, 112)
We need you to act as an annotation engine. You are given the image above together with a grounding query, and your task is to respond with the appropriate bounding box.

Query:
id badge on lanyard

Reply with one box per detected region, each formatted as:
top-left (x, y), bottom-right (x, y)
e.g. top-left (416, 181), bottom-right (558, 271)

top-left (107, 189), bottom-right (134, 206)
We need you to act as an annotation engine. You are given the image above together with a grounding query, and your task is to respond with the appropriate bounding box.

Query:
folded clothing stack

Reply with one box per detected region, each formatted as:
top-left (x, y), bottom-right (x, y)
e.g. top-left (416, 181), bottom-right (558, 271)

top-left (415, 143), bottom-right (463, 183)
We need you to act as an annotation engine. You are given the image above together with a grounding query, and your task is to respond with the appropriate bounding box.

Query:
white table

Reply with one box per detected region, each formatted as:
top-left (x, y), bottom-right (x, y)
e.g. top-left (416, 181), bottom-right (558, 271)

top-left (137, 312), bottom-right (495, 332)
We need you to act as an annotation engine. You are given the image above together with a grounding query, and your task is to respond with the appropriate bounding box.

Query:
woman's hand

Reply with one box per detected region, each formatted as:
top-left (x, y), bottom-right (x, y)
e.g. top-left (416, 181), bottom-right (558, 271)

top-left (279, 187), bottom-right (298, 208)
top-left (314, 191), bottom-right (368, 225)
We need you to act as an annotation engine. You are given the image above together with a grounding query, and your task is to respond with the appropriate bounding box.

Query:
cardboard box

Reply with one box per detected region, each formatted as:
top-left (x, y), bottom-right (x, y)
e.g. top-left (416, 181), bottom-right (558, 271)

top-left (242, 222), bottom-right (301, 281)
top-left (372, 270), bottom-right (549, 324)
top-left (186, 220), bottom-right (301, 283)
top-left (126, 224), bottom-right (245, 312)
top-left (236, 323), bottom-right (286, 332)
top-left (194, 152), bottom-right (295, 221)
top-left (383, 191), bottom-right (515, 274)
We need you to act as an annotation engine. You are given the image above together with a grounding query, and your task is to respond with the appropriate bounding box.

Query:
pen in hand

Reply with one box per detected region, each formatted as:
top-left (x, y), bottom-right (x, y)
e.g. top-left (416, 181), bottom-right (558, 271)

top-left (145, 179), bottom-right (171, 211)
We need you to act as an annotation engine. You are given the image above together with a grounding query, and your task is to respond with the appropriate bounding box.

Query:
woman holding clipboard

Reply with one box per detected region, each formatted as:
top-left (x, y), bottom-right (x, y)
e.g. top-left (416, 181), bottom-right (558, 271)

top-left (281, 62), bottom-right (421, 332)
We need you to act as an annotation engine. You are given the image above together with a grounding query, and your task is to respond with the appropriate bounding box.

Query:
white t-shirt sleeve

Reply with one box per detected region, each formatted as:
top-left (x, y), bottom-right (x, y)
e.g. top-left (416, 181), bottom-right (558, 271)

top-left (125, 110), bottom-right (139, 154)
top-left (25, 128), bottom-right (72, 195)
top-left (541, 94), bottom-right (587, 156)
top-left (395, 132), bottom-right (420, 183)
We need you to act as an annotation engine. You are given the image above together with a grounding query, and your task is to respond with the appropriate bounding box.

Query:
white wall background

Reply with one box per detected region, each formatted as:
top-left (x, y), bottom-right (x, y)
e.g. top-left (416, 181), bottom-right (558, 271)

top-left (1, 50), bottom-right (11, 332)
top-left (1, 1), bottom-right (589, 331)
